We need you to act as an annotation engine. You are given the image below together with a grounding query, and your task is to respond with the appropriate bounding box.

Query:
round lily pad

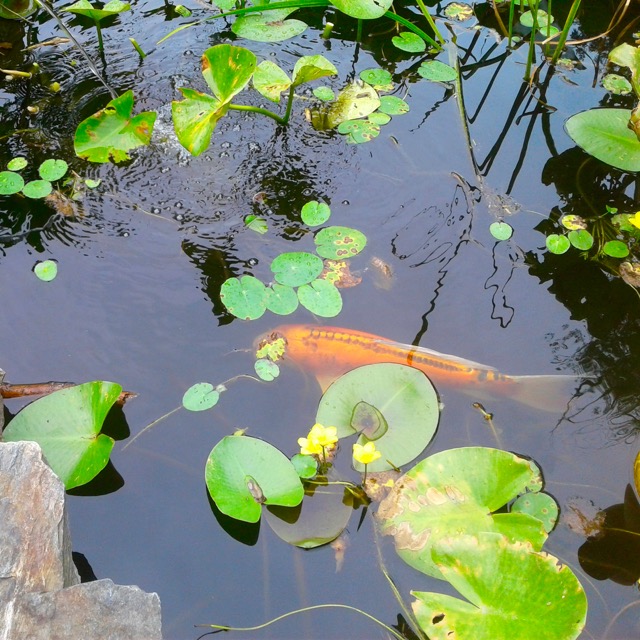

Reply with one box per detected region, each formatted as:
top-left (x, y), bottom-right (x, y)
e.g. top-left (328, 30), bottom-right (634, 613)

top-left (378, 95), bottom-right (410, 115)
top-left (254, 358), bottom-right (280, 381)
top-left (368, 112), bottom-right (391, 125)
top-left (602, 73), bottom-right (632, 95)
top-left (7, 157), bottom-right (28, 171)
top-left (182, 382), bottom-right (220, 411)
top-left (511, 491), bottom-right (559, 533)
top-left (290, 453), bottom-right (317, 479)
top-left (359, 68), bottom-right (393, 90)
top-left (22, 180), bottom-right (52, 199)
top-left (418, 60), bottom-right (457, 83)
top-left (568, 229), bottom-right (594, 250)
top-left (337, 119), bottom-right (380, 143)
top-left (39, 159), bottom-right (68, 181)
top-left (545, 234), bottom-right (570, 254)
top-left (603, 239), bottom-right (629, 257)
top-left (392, 32), bottom-right (426, 52)
top-left (444, 2), bottom-right (473, 21)
top-left (33, 260), bottom-right (58, 282)
top-left (0, 171), bottom-right (25, 195)
top-left (266, 283), bottom-right (299, 315)
top-left (297, 279), bottom-right (343, 317)
top-left (313, 86), bottom-right (335, 101)
top-left (270, 252), bottom-right (324, 287)
top-left (301, 200), bottom-right (331, 226)
top-left (314, 225), bottom-right (367, 259)
top-left (220, 275), bottom-right (267, 320)
top-left (489, 221), bottom-right (513, 241)
top-left (561, 215), bottom-right (587, 230)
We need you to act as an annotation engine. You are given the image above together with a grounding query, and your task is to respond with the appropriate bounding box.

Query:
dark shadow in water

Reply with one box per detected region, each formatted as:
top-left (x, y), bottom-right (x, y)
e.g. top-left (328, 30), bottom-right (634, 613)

top-left (207, 487), bottom-right (260, 546)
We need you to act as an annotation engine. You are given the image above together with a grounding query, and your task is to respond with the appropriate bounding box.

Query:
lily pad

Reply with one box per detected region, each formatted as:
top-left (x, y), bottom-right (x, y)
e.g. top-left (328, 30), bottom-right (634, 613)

top-left (270, 251), bottom-right (324, 287)
top-left (266, 283), bottom-right (299, 315)
top-left (359, 68), bottom-right (393, 91)
top-left (0, 171), bottom-right (25, 195)
top-left (244, 214), bottom-right (268, 234)
top-left (568, 229), bottom-right (594, 250)
top-left (314, 225), bottom-right (367, 259)
top-left (232, 9), bottom-right (307, 43)
top-left (489, 221), bottom-right (513, 241)
top-left (444, 2), bottom-right (473, 21)
top-left (546, 234), bottom-right (570, 254)
top-left (2, 381), bottom-right (121, 489)
top-left (313, 86), bottom-right (335, 101)
top-left (182, 382), bottom-right (220, 411)
top-left (326, 81), bottom-right (380, 128)
top-left (331, 0), bottom-right (392, 19)
top-left (418, 60), bottom-right (457, 83)
top-left (376, 447), bottom-right (548, 578)
top-left (316, 363), bottom-right (439, 472)
top-left (255, 358), bottom-right (280, 381)
top-left (561, 215), bottom-right (587, 230)
top-left (520, 9), bottom-right (553, 29)
top-left (412, 533), bottom-right (587, 640)
top-left (75, 90), bottom-right (156, 163)
top-left (602, 73), bottom-right (632, 95)
top-left (253, 61), bottom-right (292, 103)
top-left (205, 435), bottom-right (304, 523)
top-left (34, 259), bottom-right (58, 281)
top-left (291, 454), bottom-right (317, 479)
top-left (337, 119), bottom-right (380, 144)
top-left (378, 95), bottom-right (409, 115)
top-left (7, 157), bottom-right (27, 171)
top-left (64, 0), bottom-right (130, 22)
top-left (392, 32), bottom-right (427, 53)
top-left (301, 200), bottom-right (331, 226)
top-left (297, 279), bottom-right (342, 317)
top-left (39, 159), bottom-right (68, 181)
top-left (22, 180), bottom-right (52, 199)
top-left (603, 239), bottom-right (629, 257)
top-left (511, 491), bottom-right (559, 533)
top-left (220, 275), bottom-right (267, 320)
top-left (368, 112), bottom-right (391, 126)
top-left (292, 55), bottom-right (338, 87)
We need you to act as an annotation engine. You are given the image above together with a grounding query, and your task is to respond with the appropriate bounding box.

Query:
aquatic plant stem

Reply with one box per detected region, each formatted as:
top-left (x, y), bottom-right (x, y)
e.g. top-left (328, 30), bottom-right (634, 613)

top-left (200, 603), bottom-right (406, 640)
top-left (414, 0), bottom-right (444, 45)
top-left (94, 21), bottom-right (104, 53)
top-left (122, 406), bottom-right (182, 451)
top-left (550, 0), bottom-right (582, 64)
top-left (228, 103), bottom-right (287, 125)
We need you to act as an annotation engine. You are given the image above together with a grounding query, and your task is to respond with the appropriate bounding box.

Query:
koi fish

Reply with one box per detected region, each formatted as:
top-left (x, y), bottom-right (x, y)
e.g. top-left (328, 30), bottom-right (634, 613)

top-left (262, 324), bottom-right (579, 412)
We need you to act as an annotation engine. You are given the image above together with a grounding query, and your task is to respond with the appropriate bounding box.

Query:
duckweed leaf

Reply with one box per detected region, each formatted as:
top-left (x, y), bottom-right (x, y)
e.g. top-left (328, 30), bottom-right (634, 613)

top-left (314, 225), bottom-right (367, 259)
top-left (359, 68), bottom-right (393, 91)
top-left (292, 55), bottom-right (338, 87)
top-left (0, 171), bottom-right (25, 195)
top-left (205, 435), bottom-right (304, 523)
top-left (301, 200), bottom-right (331, 226)
top-left (565, 109), bottom-right (640, 172)
top-left (34, 259), bottom-right (58, 281)
top-left (313, 86), bottom-right (335, 101)
top-left (326, 81), bottom-right (380, 128)
top-left (392, 32), bottom-right (426, 52)
top-left (2, 381), bottom-right (121, 489)
top-left (22, 180), bottom-right (52, 199)
top-left (378, 95), bottom-right (410, 115)
top-left (39, 159), bottom-right (68, 181)
top-left (232, 9), bottom-right (307, 43)
top-left (255, 358), bottom-right (280, 381)
top-left (331, 0), bottom-right (392, 19)
top-left (202, 44), bottom-right (256, 103)
top-left (418, 60), bottom-right (457, 83)
top-left (337, 119), bottom-right (380, 143)
top-left (172, 89), bottom-right (226, 156)
top-left (271, 252), bottom-right (324, 287)
top-left (376, 447), bottom-right (547, 578)
top-left (603, 239), bottom-right (629, 257)
top-left (412, 533), bottom-right (587, 640)
top-left (290, 454), bottom-right (317, 479)
top-left (511, 491), bottom-right (559, 533)
top-left (266, 283), bottom-right (299, 315)
top-left (220, 275), bottom-right (267, 320)
top-left (568, 229), bottom-right (594, 250)
top-left (317, 363), bottom-right (438, 472)
top-left (297, 279), bottom-right (342, 317)
top-left (75, 90), bottom-right (156, 163)
top-left (253, 61), bottom-right (291, 103)
top-left (182, 382), bottom-right (220, 411)
top-left (546, 234), bottom-right (570, 254)
top-left (489, 221), bottom-right (513, 241)
top-left (245, 214), bottom-right (268, 234)
top-left (7, 157), bottom-right (27, 171)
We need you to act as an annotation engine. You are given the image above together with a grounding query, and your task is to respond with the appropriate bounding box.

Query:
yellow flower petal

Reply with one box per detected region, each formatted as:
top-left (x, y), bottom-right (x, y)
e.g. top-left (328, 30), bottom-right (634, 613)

top-left (630, 212), bottom-right (640, 229)
top-left (306, 423), bottom-right (339, 448)
top-left (298, 437), bottom-right (322, 456)
top-left (353, 441), bottom-right (381, 465)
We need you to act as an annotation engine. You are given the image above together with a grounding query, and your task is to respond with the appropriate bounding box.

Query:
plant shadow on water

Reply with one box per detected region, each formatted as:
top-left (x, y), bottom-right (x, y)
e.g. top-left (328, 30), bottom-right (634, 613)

top-left (2, 1), bottom-right (640, 639)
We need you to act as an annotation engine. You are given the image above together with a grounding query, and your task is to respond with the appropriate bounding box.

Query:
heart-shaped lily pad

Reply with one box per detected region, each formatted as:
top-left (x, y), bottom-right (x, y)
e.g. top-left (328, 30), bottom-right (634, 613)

top-left (297, 279), bottom-right (343, 317)
top-left (266, 283), bottom-right (299, 315)
top-left (314, 226), bottom-right (367, 259)
top-left (270, 252), bottom-right (324, 287)
top-left (220, 275), bottom-right (267, 320)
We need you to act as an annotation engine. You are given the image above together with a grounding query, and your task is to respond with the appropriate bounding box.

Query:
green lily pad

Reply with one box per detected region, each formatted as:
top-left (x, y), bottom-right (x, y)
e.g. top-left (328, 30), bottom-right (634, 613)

top-left (205, 435), bottom-right (304, 523)
top-left (317, 363), bottom-right (439, 472)
top-left (292, 55), bottom-right (338, 87)
top-left (519, 9), bottom-right (553, 28)
top-left (265, 483), bottom-right (353, 548)
top-left (232, 9), bottom-right (307, 43)
top-left (511, 491), bottom-right (559, 533)
top-left (368, 112), bottom-right (391, 125)
top-left (301, 200), bottom-right (331, 226)
top-left (220, 275), bottom-right (267, 320)
top-left (244, 214), bottom-right (268, 234)
top-left (603, 239), bottom-right (629, 257)
top-left (0, 0), bottom-right (37, 19)
top-left (565, 109), bottom-right (640, 172)
top-left (297, 279), bottom-right (342, 317)
top-left (202, 44), bottom-right (256, 103)
top-left (253, 61), bottom-right (292, 103)
top-left (64, 0), bottom-right (130, 22)
top-left (326, 81), bottom-right (380, 128)
top-left (22, 180), bottom-right (52, 199)
top-left (337, 119), bottom-right (380, 144)
top-left (412, 533), bottom-right (587, 640)
top-left (270, 252), bottom-right (324, 287)
top-left (2, 381), bottom-right (121, 489)
top-left (182, 382), bottom-right (220, 411)
top-left (444, 2), bottom-right (473, 20)
top-left (255, 358), bottom-right (280, 381)
top-left (418, 60), bottom-right (458, 83)
top-left (314, 225), bottom-right (367, 259)
top-left (313, 86), bottom-right (335, 101)
top-left (75, 90), bottom-right (156, 163)
top-left (568, 229), bottom-right (594, 250)
top-left (331, 0), bottom-right (392, 19)
top-left (38, 159), bottom-right (68, 181)
top-left (561, 215), bottom-right (587, 230)
top-left (378, 95), bottom-right (410, 115)
top-left (359, 68), bottom-right (393, 91)
top-left (602, 73), bottom-right (633, 95)
top-left (376, 447), bottom-right (548, 579)
top-left (546, 234), bottom-right (570, 254)
top-left (85, 178), bottom-right (101, 189)
top-left (266, 283), bottom-right (299, 315)
top-left (290, 454), bottom-right (317, 479)
top-left (172, 89), bottom-right (226, 157)
top-left (0, 171), bottom-right (25, 195)
top-left (392, 32), bottom-right (427, 52)
top-left (34, 259), bottom-right (58, 281)
top-left (7, 157), bottom-right (27, 171)
top-left (489, 221), bottom-right (513, 241)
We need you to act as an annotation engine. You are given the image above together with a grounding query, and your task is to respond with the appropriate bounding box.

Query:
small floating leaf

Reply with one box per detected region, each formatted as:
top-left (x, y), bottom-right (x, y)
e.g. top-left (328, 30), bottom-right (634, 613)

top-left (392, 32), bottom-right (426, 52)
top-left (368, 112), bottom-right (391, 125)
top-left (297, 279), bottom-right (343, 317)
top-left (34, 259), bottom-right (58, 282)
top-left (359, 68), bottom-right (393, 91)
top-left (301, 200), bottom-right (331, 226)
top-left (84, 178), bottom-right (101, 189)
top-left (38, 158), bottom-right (68, 181)
top-left (220, 275), bottom-right (267, 320)
top-left (444, 2), bottom-right (473, 21)
top-left (378, 96), bottom-right (410, 115)
top-left (0, 170), bottom-right (25, 195)
top-left (602, 73), bottom-right (632, 95)
top-left (290, 453), bottom-right (317, 479)
top-left (418, 60), bottom-right (457, 83)
top-left (255, 334), bottom-right (286, 361)
top-left (7, 157), bottom-right (27, 171)
top-left (568, 229), bottom-right (594, 250)
top-left (270, 252), bottom-right (324, 287)
top-left (337, 119), bottom-right (380, 144)
top-left (520, 9), bottom-right (553, 29)
top-left (313, 86), bottom-right (335, 101)
top-left (244, 214), bottom-right (268, 234)
top-left (546, 234), bottom-right (570, 254)
top-left (331, 0), bottom-right (391, 19)
top-left (351, 400), bottom-right (388, 440)
top-left (182, 382), bottom-right (220, 411)
top-left (314, 225), bottom-right (367, 259)
top-left (603, 239), bottom-right (629, 257)
top-left (561, 214), bottom-right (587, 230)
top-left (266, 283), bottom-right (299, 315)
top-left (255, 358), bottom-right (280, 381)
top-left (512, 491), bottom-right (559, 533)
top-left (489, 221), bottom-right (513, 241)
top-left (22, 180), bottom-right (52, 199)
top-left (232, 9), bottom-right (307, 43)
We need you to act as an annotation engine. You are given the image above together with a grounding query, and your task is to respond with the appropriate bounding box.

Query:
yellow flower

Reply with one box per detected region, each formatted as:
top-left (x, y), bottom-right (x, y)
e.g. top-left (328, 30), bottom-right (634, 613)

top-left (308, 423), bottom-right (338, 447)
top-left (298, 436), bottom-right (323, 456)
top-left (353, 441), bottom-right (381, 465)
top-left (630, 212), bottom-right (640, 229)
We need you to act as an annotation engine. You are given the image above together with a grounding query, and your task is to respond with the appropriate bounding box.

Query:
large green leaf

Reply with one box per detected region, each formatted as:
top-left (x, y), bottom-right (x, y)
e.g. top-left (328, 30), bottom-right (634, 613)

top-left (412, 533), bottom-right (587, 640)
top-left (63, 0), bottom-right (130, 22)
top-left (291, 55), bottom-right (338, 87)
top-left (2, 381), bottom-right (121, 489)
top-left (0, 0), bottom-right (37, 19)
top-left (316, 363), bottom-right (439, 472)
top-left (205, 435), bottom-right (304, 523)
top-left (172, 88), bottom-right (226, 156)
top-left (565, 109), bottom-right (640, 172)
top-left (74, 90), bottom-right (156, 163)
top-left (231, 9), bottom-right (307, 43)
top-left (330, 0), bottom-right (392, 19)
top-left (376, 447), bottom-right (549, 578)
top-left (201, 44), bottom-right (256, 103)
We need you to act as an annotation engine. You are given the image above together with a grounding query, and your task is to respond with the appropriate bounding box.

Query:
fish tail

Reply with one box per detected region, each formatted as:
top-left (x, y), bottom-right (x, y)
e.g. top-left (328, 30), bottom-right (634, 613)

top-left (506, 374), bottom-right (582, 412)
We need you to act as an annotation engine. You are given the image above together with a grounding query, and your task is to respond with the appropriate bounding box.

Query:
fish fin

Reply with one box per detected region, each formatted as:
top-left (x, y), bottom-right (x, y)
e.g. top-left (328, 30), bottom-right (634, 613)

top-left (506, 375), bottom-right (583, 412)
top-left (315, 372), bottom-right (339, 393)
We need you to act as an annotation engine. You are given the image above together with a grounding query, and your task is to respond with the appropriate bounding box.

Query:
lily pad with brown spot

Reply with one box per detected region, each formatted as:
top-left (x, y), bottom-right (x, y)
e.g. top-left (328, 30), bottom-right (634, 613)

top-left (314, 226), bottom-right (367, 259)
top-left (320, 259), bottom-right (362, 288)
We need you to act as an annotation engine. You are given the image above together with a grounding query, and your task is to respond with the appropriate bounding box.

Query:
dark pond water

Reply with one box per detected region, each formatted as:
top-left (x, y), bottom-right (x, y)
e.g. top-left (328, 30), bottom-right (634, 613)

top-left (2, 2), bottom-right (640, 638)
